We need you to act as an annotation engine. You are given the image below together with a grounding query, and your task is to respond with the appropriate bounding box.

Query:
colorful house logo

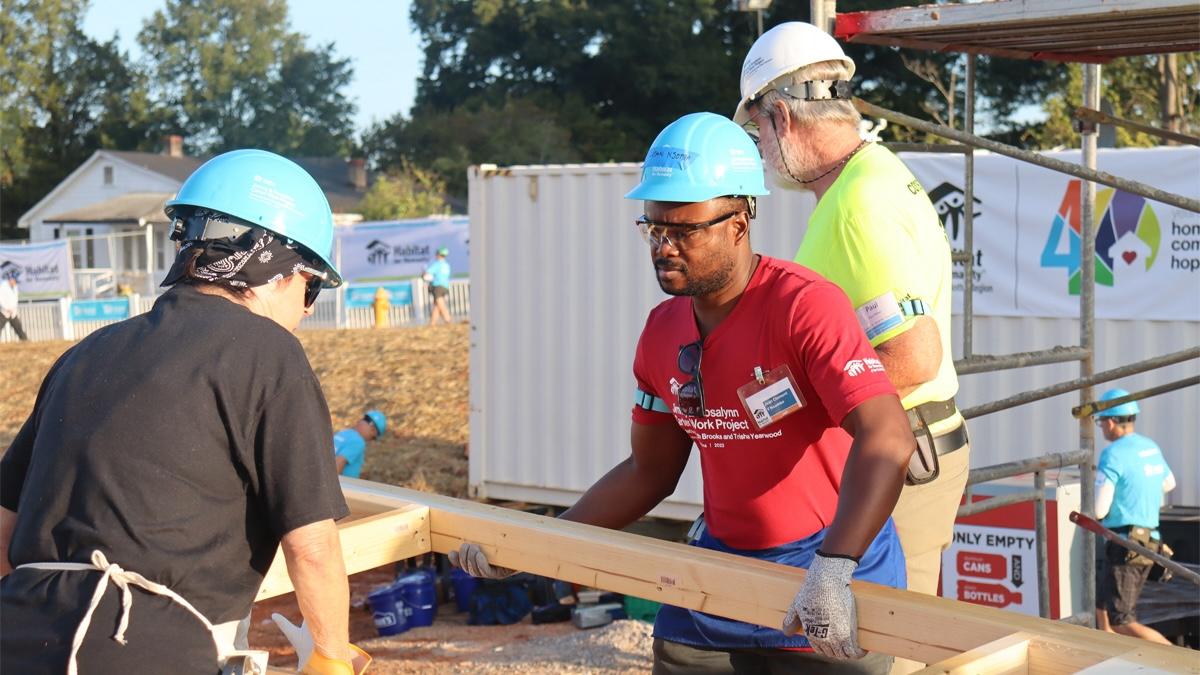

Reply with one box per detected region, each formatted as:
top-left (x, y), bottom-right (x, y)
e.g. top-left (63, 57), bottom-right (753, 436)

top-left (1040, 180), bottom-right (1161, 294)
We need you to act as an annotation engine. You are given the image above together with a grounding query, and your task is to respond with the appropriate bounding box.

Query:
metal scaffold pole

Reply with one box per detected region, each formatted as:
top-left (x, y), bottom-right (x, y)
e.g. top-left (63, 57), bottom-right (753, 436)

top-left (811, 0), bottom-right (837, 34)
top-left (963, 54), bottom-right (976, 359)
top-left (851, 99), bottom-right (1200, 214)
top-left (1078, 61), bottom-right (1101, 628)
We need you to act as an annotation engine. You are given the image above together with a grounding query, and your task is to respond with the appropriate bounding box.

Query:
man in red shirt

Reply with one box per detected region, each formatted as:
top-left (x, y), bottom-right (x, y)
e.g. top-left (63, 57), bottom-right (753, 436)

top-left (452, 113), bottom-right (915, 673)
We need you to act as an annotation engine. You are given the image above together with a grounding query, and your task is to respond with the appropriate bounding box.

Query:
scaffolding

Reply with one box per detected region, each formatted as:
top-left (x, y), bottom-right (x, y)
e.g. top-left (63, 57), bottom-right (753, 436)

top-left (816, 0), bottom-right (1200, 625)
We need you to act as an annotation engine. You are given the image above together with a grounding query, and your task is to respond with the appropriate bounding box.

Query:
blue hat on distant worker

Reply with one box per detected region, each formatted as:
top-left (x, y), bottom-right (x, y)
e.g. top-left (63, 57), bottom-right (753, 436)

top-left (1095, 388), bottom-right (1139, 418)
top-left (364, 410), bottom-right (387, 436)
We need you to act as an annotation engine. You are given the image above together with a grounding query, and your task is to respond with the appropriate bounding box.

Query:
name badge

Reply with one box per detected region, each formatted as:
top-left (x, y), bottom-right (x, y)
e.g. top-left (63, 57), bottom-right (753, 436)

top-left (855, 291), bottom-right (904, 341)
top-left (736, 364), bottom-right (805, 430)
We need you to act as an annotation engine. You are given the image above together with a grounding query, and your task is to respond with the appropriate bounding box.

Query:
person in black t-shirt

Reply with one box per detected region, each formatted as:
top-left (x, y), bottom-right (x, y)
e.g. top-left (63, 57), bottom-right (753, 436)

top-left (0, 150), bottom-right (371, 675)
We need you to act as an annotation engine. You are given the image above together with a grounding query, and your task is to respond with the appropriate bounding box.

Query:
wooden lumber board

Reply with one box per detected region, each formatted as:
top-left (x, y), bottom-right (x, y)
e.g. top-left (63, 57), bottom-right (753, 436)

top-left (833, 0), bottom-right (1199, 61)
top-left (341, 478), bottom-right (1199, 671)
top-left (915, 631), bottom-right (1032, 675)
top-left (916, 630), bottom-right (1131, 674)
top-left (1078, 651), bottom-right (1192, 674)
top-left (836, 0), bottom-right (1197, 35)
top-left (255, 503), bottom-right (431, 602)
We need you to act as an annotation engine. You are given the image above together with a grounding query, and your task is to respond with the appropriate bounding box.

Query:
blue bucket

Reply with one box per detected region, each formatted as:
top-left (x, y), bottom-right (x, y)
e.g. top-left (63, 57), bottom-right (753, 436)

top-left (367, 584), bottom-right (408, 636)
top-left (450, 567), bottom-right (478, 613)
top-left (396, 571), bottom-right (437, 627)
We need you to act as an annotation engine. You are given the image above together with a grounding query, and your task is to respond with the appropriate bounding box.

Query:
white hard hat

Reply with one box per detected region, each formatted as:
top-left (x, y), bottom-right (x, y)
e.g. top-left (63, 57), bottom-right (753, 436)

top-left (733, 21), bottom-right (856, 125)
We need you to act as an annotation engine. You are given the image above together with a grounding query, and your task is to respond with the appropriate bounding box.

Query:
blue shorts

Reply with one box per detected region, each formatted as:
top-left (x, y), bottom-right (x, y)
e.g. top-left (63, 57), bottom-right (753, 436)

top-left (653, 519), bottom-right (906, 650)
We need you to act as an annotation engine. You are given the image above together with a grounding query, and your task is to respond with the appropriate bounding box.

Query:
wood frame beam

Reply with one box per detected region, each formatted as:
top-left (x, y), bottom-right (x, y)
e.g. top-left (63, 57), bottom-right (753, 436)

top-left (915, 632), bottom-right (1032, 675)
top-left (334, 478), bottom-right (1196, 671)
top-left (256, 502), bottom-right (430, 601)
top-left (834, 0), bottom-right (1199, 62)
top-left (915, 629), bottom-right (1189, 674)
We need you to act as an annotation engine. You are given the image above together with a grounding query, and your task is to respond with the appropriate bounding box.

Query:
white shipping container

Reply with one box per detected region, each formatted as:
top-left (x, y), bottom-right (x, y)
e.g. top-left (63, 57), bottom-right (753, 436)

top-left (468, 162), bottom-right (1199, 517)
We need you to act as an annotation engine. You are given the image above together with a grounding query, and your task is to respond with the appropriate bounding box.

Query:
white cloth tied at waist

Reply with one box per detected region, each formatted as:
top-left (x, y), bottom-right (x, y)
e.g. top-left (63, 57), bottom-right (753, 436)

top-left (17, 550), bottom-right (238, 675)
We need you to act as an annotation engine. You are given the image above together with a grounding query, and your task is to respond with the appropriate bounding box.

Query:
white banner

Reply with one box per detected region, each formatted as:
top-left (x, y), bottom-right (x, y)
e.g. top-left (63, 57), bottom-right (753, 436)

top-left (0, 240), bottom-right (73, 298)
top-left (901, 147), bottom-right (1200, 321)
top-left (335, 217), bottom-right (469, 283)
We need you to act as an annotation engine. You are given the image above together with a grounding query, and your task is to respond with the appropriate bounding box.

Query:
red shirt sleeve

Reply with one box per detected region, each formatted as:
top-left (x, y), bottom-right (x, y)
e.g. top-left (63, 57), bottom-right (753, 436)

top-left (790, 280), bottom-right (898, 425)
top-left (631, 320), bottom-right (676, 426)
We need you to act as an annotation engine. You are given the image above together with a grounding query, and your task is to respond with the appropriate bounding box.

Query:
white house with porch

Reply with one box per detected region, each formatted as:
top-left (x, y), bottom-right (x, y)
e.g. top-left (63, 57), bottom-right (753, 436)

top-left (17, 138), bottom-right (370, 297)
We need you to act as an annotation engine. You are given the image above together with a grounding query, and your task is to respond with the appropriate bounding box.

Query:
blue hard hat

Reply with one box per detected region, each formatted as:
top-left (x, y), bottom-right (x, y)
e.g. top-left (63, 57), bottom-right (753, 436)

top-left (364, 410), bottom-right (387, 436)
top-left (165, 149), bottom-right (342, 287)
top-left (1095, 388), bottom-right (1139, 418)
top-left (625, 112), bottom-right (769, 203)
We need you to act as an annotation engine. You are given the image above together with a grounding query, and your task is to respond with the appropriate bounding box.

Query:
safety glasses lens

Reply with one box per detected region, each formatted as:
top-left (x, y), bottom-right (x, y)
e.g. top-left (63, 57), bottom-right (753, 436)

top-left (675, 340), bottom-right (705, 418)
top-left (299, 267), bottom-right (326, 308)
top-left (677, 380), bottom-right (705, 418)
top-left (677, 341), bottom-right (702, 376)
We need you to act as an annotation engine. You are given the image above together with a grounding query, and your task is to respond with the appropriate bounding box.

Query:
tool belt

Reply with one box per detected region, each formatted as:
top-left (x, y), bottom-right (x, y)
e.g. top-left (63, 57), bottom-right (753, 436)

top-left (905, 398), bottom-right (968, 486)
top-left (1114, 526), bottom-right (1175, 575)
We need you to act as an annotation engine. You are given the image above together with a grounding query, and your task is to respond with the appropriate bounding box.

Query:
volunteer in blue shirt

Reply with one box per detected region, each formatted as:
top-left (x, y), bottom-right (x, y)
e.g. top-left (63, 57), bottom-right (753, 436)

top-left (334, 410), bottom-right (387, 479)
top-left (422, 247), bottom-right (452, 325)
top-left (1092, 388), bottom-right (1175, 644)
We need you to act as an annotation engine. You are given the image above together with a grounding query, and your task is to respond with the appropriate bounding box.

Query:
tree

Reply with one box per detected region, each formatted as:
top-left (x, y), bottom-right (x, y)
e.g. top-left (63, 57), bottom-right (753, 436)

top-left (377, 0), bottom-right (756, 202)
top-left (1, 0), bottom-right (161, 234)
top-left (138, 0), bottom-right (356, 156)
top-left (357, 161), bottom-right (449, 221)
top-left (385, 0), bottom-right (1193, 206)
top-left (363, 96), bottom-right (580, 199)
top-left (387, 0), bottom-right (1069, 203)
top-left (1034, 55), bottom-right (1200, 150)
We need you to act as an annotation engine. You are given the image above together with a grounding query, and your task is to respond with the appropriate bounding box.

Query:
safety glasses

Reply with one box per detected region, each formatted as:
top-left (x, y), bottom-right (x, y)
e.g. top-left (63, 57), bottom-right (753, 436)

top-left (298, 266), bottom-right (327, 308)
top-left (741, 108), bottom-right (770, 147)
top-left (676, 339), bottom-right (705, 418)
top-left (636, 211), bottom-right (742, 251)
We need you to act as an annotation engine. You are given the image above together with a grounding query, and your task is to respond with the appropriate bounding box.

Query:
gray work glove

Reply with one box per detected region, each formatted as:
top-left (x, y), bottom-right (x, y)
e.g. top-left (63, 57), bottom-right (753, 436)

top-left (783, 552), bottom-right (866, 660)
top-left (448, 542), bottom-right (517, 579)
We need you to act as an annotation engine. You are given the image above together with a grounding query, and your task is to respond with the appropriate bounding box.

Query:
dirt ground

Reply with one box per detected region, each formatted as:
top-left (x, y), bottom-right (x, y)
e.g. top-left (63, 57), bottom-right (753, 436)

top-left (0, 324), bottom-right (472, 495)
top-left (0, 323), bottom-right (655, 672)
top-left (254, 567), bottom-right (653, 674)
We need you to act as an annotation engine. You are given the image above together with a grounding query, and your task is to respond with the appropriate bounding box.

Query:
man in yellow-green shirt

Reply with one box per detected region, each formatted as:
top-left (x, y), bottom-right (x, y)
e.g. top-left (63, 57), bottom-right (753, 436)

top-left (734, 23), bottom-right (970, 656)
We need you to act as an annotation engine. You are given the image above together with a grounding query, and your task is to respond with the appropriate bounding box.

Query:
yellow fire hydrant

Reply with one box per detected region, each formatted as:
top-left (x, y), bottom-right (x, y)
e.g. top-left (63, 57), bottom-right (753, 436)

top-left (372, 287), bottom-right (390, 328)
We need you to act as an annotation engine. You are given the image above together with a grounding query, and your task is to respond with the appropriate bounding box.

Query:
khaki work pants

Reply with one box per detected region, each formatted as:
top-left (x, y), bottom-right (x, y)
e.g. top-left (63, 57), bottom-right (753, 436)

top-left (889, 441), bottom-right (971, 674)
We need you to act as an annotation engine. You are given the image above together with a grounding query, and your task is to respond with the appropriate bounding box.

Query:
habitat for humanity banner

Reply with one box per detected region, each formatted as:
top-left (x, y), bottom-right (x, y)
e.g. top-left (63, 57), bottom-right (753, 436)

top-left (900, 147), bottom-right (1199, 321)
top-left (0, 240), bottom-right (72, 298)
top-left (336, 216), bottom-right (468, 283)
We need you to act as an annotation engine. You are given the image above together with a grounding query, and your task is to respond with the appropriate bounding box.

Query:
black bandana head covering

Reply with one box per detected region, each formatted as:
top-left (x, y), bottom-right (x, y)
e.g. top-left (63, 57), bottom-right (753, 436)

top-left (161, 226), bottom-right (312, 290)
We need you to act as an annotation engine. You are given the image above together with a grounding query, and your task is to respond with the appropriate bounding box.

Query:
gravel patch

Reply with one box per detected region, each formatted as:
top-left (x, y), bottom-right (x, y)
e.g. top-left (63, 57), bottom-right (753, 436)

top-left (361, 619), bottom-right (654, 674)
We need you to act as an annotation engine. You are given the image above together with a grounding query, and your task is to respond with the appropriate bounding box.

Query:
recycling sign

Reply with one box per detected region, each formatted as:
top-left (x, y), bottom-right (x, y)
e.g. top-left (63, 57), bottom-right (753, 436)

top-left (941, 524), bottom-right (1039, 616)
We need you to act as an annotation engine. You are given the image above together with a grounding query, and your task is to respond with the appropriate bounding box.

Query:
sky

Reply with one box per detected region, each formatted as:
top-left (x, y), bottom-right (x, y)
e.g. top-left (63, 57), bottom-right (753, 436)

top-left (82, 0), bottom-right (424, 135)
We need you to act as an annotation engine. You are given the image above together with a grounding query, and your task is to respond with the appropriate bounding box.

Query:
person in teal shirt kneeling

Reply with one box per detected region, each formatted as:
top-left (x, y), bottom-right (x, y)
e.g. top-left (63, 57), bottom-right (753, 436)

top-left (334, 410), bottom-right (386, 478)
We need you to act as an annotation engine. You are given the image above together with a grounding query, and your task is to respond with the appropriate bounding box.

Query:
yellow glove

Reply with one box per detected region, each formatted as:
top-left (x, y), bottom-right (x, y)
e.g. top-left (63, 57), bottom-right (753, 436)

top-left (301, 645), bottom-right (372, 675)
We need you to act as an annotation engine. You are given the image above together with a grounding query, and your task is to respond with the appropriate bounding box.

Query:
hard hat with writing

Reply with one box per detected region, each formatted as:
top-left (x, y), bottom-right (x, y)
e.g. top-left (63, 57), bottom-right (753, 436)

top-left (733, 21), bottom-right (856, 125)
top-left (625, 112), bottom-right (769, 203)
top-left (1095, 388), bottom-right (1140, 418)
top-left (364, 410), bottom-right (387, 436)
top-left (165, 149), bottom-right (343, 287)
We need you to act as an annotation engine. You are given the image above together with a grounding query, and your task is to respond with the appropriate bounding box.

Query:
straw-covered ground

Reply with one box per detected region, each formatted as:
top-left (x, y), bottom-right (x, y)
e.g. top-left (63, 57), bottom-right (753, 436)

top-left (0, 323), bottom-right (654, 672)
top-left (0, 324), bottom-right (472, 495)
